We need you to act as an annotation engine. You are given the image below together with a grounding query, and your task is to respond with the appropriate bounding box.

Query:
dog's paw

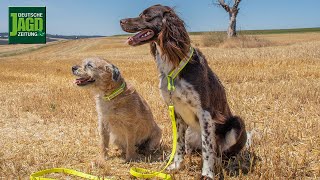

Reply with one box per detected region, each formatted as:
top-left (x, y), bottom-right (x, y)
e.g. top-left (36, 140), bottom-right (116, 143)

top-left (92, 157), bottom-right (107, 168)
top-left (125, 154), bottom-right (138, 162)
top-left (100, 153), bottom-right (109, 161)
top-left (200, 176), bottom-right (213, 180)
top-left (167, 162), bottom-right (182, 171)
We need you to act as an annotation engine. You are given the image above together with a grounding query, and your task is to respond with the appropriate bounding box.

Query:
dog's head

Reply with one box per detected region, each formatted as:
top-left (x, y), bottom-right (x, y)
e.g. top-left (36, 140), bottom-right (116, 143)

top-left (72, 57), bottom-right (121, 89)
top-left (120, 4), bottom-right (190, 66)
top-left (120, 4), bottom-right (171, 46)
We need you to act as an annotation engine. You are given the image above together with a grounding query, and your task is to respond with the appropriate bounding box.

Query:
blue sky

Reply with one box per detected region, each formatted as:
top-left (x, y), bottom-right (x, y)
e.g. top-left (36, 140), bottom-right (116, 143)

top-left (1, 0), bottom-right (320, 36)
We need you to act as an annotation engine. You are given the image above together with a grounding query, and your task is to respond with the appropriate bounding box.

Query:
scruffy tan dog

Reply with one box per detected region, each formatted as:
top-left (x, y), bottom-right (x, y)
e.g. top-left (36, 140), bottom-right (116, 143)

top-left (72, 57), bottom-right (162, 161)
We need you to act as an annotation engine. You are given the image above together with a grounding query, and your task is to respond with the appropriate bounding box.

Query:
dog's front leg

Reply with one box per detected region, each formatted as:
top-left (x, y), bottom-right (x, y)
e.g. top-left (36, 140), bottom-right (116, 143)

top-left (168, 114), bottom-right (187, 170)
top-left (199, 111), bottom-right (216, 179)
top-left (98, 118), bottom-right (110, 160)
top-left (125, 133), bottom-right (138, 162)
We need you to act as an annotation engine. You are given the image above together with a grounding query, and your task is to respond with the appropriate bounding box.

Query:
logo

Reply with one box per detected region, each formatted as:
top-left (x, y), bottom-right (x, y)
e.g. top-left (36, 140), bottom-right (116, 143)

top-left (9, 7), bottom-right (46, 44)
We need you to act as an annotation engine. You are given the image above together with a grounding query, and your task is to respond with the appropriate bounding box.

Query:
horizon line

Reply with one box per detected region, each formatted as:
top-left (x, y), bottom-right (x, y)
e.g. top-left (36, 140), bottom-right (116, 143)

top-left (0, 27), bottom-right (319, 37)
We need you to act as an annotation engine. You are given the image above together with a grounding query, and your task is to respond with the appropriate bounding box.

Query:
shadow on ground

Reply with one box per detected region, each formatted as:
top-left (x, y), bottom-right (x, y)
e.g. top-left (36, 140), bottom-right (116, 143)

top-left (212, 149), bottom-right (260, 179)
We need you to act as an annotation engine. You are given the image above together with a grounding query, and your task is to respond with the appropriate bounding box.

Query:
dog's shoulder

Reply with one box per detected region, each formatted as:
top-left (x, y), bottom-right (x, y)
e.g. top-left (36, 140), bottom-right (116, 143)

top-left (179, 48), bottom-right (228, 112)
top-left (180, 48), bottom-right (212, 86)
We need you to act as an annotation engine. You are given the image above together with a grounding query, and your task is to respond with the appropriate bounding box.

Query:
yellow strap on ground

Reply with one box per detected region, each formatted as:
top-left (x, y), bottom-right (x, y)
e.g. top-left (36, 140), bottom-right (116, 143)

top-left (129, 105), bottom-right (177, 180)
top-left (29, 168), bottom-right (106, 180)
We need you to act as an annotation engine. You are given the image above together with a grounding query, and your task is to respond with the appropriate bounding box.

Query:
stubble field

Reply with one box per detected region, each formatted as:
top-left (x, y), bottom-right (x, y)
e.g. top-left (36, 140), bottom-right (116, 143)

top-left (0, 33), bottom-right (319, 179)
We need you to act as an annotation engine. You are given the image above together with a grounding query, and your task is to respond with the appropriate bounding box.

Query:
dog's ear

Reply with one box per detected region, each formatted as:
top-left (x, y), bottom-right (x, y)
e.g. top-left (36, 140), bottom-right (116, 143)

top-left (110, 64), bottom-right (120, 82)
top-left (159, 7), bottom-right (190, 67)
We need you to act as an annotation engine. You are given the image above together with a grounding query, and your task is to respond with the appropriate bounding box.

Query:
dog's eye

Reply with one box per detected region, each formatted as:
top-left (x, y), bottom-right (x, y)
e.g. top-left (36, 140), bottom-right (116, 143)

top-left (86, 63), bottom-right (93, 68)
top-left (143, 14), bottom-right (153, 21)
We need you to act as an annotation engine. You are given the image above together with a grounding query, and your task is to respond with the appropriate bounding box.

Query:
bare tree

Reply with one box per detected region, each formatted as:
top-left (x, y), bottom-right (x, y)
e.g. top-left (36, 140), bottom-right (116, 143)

top-left (216, 0), bottom-right (242, 38)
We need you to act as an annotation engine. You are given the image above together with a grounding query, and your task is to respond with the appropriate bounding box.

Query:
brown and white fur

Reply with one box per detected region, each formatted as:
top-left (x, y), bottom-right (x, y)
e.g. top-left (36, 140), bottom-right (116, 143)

top-left (120, 4), bottom-right (247, 179)
top-left (72, 57), bottom-right (162, 162)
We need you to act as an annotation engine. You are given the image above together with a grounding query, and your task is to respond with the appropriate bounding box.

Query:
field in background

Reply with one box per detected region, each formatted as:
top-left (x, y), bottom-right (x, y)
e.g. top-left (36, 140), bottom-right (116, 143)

top-left (0, 32), bottom-right (319, 179)
top-left (190, 27), bottom-right (320, 35)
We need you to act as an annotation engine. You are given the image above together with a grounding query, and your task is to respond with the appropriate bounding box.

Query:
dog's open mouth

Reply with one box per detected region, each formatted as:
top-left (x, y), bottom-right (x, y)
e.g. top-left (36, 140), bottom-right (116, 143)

top-left (126, 29), bottom-right (155, 46)
top-left (75, 77), bottom-right (95, 86)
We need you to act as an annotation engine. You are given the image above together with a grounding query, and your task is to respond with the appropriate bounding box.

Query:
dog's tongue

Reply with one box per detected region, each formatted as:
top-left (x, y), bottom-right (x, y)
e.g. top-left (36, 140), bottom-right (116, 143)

top-left (125, 29), bottom-right (154, 46)
top-left (75, 77), bottom-right (89, 85)
top-left (75, 79), bottom-right (82, 85)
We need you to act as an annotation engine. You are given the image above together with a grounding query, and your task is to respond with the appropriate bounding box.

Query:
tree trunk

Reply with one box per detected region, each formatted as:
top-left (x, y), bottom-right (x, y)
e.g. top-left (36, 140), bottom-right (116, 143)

top-left (227, 12), bottom-right (237, 38)
top-left (217, 0), bottom-right (241, 38)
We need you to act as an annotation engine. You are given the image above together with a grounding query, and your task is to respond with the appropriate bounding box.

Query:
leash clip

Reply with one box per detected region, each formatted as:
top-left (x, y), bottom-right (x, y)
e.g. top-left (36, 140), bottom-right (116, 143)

top-left (169, 91), bottom-right (173, 106)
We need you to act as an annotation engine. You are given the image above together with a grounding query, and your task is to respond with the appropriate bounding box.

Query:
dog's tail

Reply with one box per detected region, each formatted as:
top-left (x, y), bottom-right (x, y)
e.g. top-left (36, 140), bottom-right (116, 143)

top-left (222, 116), bottom-right (247, 158)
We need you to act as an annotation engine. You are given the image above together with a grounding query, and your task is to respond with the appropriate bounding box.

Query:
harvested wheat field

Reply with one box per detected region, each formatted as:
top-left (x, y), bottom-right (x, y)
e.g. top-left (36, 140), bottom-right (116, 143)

top-left (0, 33), bottom-right (319, 179)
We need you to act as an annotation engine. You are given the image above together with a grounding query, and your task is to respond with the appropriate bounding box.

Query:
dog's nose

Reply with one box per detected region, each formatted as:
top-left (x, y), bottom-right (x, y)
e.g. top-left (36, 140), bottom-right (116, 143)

top-left (72, 66), bottom-right (78, 72)
top-left (120, 19), bottom-right (127, 25)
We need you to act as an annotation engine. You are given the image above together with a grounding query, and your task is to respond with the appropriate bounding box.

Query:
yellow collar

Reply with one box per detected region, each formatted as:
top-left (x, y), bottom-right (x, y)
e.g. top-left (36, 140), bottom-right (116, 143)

top-left (167, 47), bottom-right (194, 91)
top-left (103, 82), bottom-right (126, 101)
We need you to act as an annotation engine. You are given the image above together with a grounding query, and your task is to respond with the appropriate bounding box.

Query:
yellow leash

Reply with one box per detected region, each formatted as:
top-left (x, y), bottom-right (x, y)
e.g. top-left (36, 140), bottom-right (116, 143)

top-left (30, 47), bottom-right (194, 180)
top-left (30, 168), bottom-right (104, 180)
top-left (129, 105), bottom-right (177, 180)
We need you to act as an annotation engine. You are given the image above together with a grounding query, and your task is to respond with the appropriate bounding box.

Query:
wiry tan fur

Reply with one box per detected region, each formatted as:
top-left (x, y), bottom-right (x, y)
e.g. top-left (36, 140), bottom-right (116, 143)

top-left (72, 57), bottom-right (162, 162)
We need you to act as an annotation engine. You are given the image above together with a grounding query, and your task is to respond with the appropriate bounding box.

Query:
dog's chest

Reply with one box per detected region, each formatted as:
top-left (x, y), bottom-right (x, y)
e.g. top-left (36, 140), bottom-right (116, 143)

top-left (95, 95), bottom-right (122, 127)
top-left (159, 75), bottom-right (201, 131)
top-left (156, 49), bottom-right (201, 131)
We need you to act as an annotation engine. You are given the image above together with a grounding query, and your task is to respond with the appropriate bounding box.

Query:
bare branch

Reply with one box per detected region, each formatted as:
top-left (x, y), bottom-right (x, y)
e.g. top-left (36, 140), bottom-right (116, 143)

top-left (216, 0), bottom-right (231, 12)
top-left (233, 0), bottom-right (241, 10)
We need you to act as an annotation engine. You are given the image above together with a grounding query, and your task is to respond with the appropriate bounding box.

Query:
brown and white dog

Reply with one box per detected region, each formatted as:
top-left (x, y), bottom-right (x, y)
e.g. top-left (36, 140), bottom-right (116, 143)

top-left (72, 57), bottom-right (162, 162)
top-left (120, 5), bottom-right (247, 179)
